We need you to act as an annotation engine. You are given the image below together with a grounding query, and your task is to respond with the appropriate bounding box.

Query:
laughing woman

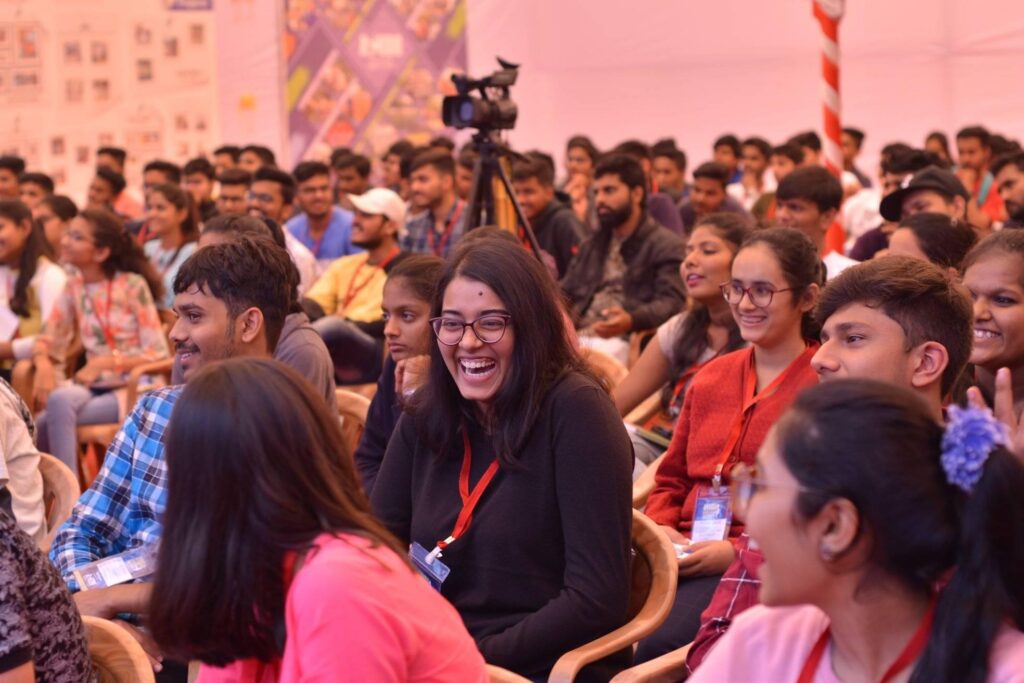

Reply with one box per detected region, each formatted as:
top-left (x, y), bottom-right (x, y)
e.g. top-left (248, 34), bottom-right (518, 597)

top-left (371, 238), bottom-right (633, 681)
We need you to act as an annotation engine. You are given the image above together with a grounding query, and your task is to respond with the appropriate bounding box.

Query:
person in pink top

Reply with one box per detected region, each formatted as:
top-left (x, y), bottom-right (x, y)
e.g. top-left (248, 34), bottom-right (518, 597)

top-left (691, 380), bottom-right (1024, 683)
top-left (148, 358), bottom-right (486, 683)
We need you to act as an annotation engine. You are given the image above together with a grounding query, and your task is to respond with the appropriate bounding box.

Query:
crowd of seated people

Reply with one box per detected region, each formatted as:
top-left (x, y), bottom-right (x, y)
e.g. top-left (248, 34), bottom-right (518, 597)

top-left (0, 119), bottom-right (1023, 683)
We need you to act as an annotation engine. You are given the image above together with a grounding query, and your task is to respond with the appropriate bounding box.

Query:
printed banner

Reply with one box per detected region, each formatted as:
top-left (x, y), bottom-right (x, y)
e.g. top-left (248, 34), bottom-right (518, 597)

top-left (284, 0), bottom-right (468, 167)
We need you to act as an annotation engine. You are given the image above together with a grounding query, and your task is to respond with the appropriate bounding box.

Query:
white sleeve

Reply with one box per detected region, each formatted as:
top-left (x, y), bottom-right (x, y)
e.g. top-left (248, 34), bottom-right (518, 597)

top-left (655, 312), bottom-right (687, 366)
top-left (12, 261), bottom-right (68, 360)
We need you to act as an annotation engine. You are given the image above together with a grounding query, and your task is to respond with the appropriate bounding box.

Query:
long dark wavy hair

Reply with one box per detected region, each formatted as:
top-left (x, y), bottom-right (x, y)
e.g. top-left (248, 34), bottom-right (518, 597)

top-left (149, 358), bottom-right (406, 665)
top-left (0, 199), bottom-right (50, 318)
top-left (776, 380), bottom-right (1024, 683)
top-left (80, 209), bottom-right (164, 303)
top-left (414, 238), bottom-right (593, 466)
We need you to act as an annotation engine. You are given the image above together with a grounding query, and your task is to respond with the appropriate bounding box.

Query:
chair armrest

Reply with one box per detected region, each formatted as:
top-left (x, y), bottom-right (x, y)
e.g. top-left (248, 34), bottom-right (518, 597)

top-left (608, 643), bottom-right (692, 683)
top-left (624, 391), bottom-right (662, 428)
top-left (632, 452), bottom-right (667, 510)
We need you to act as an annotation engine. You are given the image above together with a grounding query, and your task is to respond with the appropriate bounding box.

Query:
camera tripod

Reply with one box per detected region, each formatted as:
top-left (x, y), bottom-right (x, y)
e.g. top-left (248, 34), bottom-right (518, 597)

top-left (462, 130), bottom-right (544, 261)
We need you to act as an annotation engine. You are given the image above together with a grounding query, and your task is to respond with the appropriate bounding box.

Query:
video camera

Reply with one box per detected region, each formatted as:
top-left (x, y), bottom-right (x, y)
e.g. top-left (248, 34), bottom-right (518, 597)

top-left (442, 58), bottom-right (519, 131)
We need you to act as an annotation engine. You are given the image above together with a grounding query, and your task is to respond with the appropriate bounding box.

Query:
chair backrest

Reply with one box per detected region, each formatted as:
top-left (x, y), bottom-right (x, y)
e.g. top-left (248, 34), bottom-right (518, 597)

top-left (335, 389), bottom-right (371, 455)
top-left (578, 347), bottom-right (629, 390)
top-left (37, 452), bottom-right (81, 552)
top-left (81, 616), bottom-right (156, 683)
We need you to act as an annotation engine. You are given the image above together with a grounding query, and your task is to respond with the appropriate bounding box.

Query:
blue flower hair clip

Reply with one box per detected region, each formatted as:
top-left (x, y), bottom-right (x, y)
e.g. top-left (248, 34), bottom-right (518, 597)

top-left (941, 404), bottom-right (1008, 492)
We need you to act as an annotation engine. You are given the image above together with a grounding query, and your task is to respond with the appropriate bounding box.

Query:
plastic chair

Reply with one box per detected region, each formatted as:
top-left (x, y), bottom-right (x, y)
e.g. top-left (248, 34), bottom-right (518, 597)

top-left (487, 664), bottom-right (532, 682)
top-left (335, 388), bottom-right (371, 455)
top-left (37, 452), bottom-right (81, 552)
top-left (578, 347), bottom-right (629, 391)
top-left (81, 615), bottom-right (156, 683)
top-left (547, 509), bottom-right (679, 682)
top-left (609, 642), bottom-right (693, 683)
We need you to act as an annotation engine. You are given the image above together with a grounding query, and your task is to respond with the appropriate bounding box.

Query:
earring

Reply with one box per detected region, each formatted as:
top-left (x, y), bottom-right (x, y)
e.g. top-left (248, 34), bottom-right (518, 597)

top-left (820, 545), bottom-right (835, 563)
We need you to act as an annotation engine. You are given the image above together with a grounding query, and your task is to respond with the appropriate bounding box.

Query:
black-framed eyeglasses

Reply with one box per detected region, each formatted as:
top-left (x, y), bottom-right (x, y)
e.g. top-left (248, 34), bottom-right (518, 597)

top-left (730, 463), bottom-right (817, 521)
top-left (720, 282), bottom-right (796, 308)
top-left (430, 314), bottom-right (512, 346)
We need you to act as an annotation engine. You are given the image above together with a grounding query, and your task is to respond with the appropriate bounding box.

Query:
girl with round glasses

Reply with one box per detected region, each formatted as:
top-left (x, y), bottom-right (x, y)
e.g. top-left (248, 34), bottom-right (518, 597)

top-left (637, 227), bottom-right (824, 661)
top-left (372, 238), bottom-right (633, 680)
top-left (692, 380), bottom-right (1024, 682)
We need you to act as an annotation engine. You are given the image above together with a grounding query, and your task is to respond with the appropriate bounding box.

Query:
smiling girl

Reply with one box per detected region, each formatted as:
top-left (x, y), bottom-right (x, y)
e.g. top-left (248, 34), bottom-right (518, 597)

top-left (638, 227), bottom-right (823, 661)
top-left (143, 183), bottom-right (199, 310)
top-left (371, 238), bottom-right (633, 680)
top-left (0, 200), bottom-right (67, 377)
top-left (613, 213), bottom-right (750, 474)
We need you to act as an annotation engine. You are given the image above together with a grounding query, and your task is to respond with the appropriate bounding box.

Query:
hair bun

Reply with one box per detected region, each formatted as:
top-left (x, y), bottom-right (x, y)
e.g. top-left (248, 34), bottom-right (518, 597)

top-left (941, 404), bottom-right (1007, 492)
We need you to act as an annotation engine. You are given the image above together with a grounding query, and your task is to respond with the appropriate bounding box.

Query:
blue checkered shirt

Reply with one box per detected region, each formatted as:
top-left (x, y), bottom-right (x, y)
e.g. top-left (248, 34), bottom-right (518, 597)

top-left (401, 200), bottom-right (467, 259)
top-left (49, 386), bottom-right (182, 591)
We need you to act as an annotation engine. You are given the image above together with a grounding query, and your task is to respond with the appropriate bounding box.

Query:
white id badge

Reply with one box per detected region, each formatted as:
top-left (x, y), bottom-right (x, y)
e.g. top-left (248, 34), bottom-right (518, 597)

top-left (690, 486), bottom-right (732, 543)
top-left (73, 543), bottom-right (159, 591)
top-left (409, 542), bottom-right (451, 591)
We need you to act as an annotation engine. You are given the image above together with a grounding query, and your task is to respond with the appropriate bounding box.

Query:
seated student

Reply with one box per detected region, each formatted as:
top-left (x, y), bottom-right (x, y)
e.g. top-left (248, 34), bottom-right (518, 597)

top-left (637, 228), bottom-right (823, 662)
top-left (96, 147), bottom-right (144, 221)
top-left (712, 134), bottom-right (742, 184)
top-left (18, 171), bottom-right (54, 211)
top-left (956, 125), bottom-right (1006, 232)
top-left (149, 359), bottom-right (487, 682)
top-left (49, 236), bottom-right (294, 679)
top-left (691, 380), bottom-right (1024, 682)
top-left (332, 151), bottom-right (372, 202)
top-left (993, 151), bottom-right (1024, 229)
top-left (372, 239), bottom-right (632, 680)
top-left (31, 210), bottom-right (168, 473)
top-left (85, 166), bottom-right (127, 214)
top-left (245, 166), bottom-right (319, 295)
top-left (962, 230), bottom-right (1024, 414)
top-left (212, 145), bottom-right (241, 176)
top-left (174, 215), bottom-right (336, 410)
top-left (727, 137), bottom-right (774, 211)
top-left (286, 161), bottom-right (358, 274)
top-left (751, 143), bottom-right (803, 226)
top-left (454, 145), bottom-right (478, 201)
top-left (182, 157), bottom-right (217, 223)
top-left (776, 166), bottom-right (858, 278)
top-left (355, 254), bottom-right (443, 494)
top-left (841, 126), bottom-right (873, 188)
top-left (610, 139), bottom-right (686, 235)
top-left (0, 376), bottom-right (44, 543)
top-left (612, 213), bottom-right (750, 477)
top-left (887, 212), bottom-right (977, 275)
top-left (35, 194), bottom-right (77, 257)
top-left (0, 201), bottom-right (67, 378)
top-left (511, 156), bottom-right (587, 277)
top-left (0, 156), bottom-right (25, 200)
top-left (679, 161), bottom-right (751, 233)
top-left (306, 188), bottom-right (404, 384)
top-left (402, 149), bottom-right (468, 259)
top-left (143, 183), bottom-right (200, 310)
top-left (651, 143), bottom-right (688, 205)
top-left (381, 139), bottom-right (415, 195)
top-left (879, 165), bottom-right (972, 227)
top-left (213, 168), bottom-right (251, 218)
top-left (561, 154), bottom-right (686, 365)
top-left (685, 255), bottom-right (973, 672)
top-left (562, 135), bottom-right (600, 226)
top-left (237, 144), bottom-right (276, 173)
top-left (0, 508), bottom-right (92, 681)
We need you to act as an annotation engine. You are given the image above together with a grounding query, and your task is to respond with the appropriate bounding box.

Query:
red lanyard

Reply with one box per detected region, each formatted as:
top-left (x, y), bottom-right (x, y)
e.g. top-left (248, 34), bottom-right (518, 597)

top-left (84, 279), bottom-right (117, 350)
top-left (427, 201), bottom-right (464, 256)
top-left (796, 597), bottom-right (937, 683)
top-left (340, 247), bottom-right (399, 310)
top-left (436, 425), bottom-right (500, 551)
top-left (712, 345), bottom-right (817, 483)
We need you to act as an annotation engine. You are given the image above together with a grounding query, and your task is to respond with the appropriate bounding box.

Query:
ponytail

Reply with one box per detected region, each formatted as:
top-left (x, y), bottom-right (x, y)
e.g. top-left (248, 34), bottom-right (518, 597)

top-left (912, 445), bottom-right (1024, 683)
top-left (80, 209), bottom-right (166, 304)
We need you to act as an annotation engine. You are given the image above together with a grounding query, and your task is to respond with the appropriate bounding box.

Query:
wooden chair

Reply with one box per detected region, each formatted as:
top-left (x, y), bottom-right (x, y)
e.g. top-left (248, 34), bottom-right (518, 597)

top-left (632, 452), bottom-right (667, 510)
top-left (578, 347), bottom-right (629, 391)
top-left (81, 615), bottom-right (156, 683)
top-left (37, 452), bottom-right (81, 552)
top-left (609, 643), bottom-right (693, 683)
top-left (623, 391), bottom-right (662, 428)
top-left (487, 664), bottom-right (532, 682)
top-left (548, 509), bottom-right (679, 683)
top-left (76, 358), bottom-right (175, 480)
top-left (336, 388), bottom-right (371, 455)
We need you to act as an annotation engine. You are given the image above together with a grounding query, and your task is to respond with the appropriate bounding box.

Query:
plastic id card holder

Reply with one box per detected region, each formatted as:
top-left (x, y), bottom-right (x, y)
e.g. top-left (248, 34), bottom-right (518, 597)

top-left (690, 486), bottom-right (732, 543)
top-left (409, 542), bottom-right (451, 592)
top-left (73, 544), bottom-right (158, 591)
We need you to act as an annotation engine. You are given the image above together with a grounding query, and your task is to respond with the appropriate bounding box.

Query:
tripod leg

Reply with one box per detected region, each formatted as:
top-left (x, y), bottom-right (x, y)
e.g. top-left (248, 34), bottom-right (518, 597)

top-left (495, 160), bottom-right (545, 260)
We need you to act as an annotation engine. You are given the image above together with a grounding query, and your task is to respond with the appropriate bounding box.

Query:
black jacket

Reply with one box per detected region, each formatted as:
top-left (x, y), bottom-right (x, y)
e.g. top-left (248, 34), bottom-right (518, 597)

top-left (532, 200), bottom-right (587, 277)
top-left (560, 215), bottom-right (686, 331)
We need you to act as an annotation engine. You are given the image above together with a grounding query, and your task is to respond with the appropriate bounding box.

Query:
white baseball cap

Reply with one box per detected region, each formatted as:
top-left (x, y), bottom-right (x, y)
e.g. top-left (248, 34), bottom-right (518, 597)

top-left (348, 188), bottom-right (406, 226)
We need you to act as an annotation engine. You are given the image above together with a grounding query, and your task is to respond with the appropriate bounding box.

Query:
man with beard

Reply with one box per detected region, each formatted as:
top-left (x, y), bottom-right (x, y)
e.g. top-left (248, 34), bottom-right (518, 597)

top-left (561, 154), bottom-right (686, 364)
top-left (305, 188), bottom-right (404, 384)
top-left (993, 152), bottom-right (1024, 229)
top-left (286, 160), bottom-right (359, 274)
top-left (402, 149), bottom-right (466, 259)
top-left (248, 166), bottom-right (319, 295)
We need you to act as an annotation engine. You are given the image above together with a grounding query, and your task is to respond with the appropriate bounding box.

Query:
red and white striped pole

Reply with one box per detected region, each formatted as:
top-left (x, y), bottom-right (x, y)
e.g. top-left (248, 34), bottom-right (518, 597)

top-left (813, 0), bottom-right (844, 178)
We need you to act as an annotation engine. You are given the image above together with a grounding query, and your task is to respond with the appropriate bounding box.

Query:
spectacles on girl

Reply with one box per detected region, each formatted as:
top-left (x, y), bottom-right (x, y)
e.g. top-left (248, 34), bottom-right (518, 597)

top-left (730, 463), bottom-right (817, 521)
top-left (720, 282), bottom-right (796, 308)
top-left (430, 314), bottom-right (512, 346)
